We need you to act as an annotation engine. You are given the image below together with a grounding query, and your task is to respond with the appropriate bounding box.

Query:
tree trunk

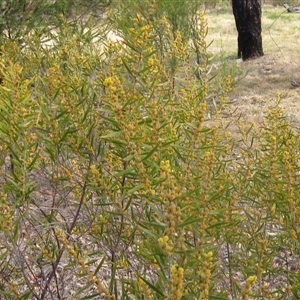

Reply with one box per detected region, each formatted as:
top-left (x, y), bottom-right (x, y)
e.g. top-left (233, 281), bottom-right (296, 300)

top-left (232, 0), bottom-right (264, 60)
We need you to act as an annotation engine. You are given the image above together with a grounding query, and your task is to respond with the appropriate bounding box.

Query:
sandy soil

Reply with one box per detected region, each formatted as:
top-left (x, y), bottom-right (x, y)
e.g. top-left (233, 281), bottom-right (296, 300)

top-left (206, 5), bottom-right (300, 127)
top-left (229, 54), bottom-right (300, 127)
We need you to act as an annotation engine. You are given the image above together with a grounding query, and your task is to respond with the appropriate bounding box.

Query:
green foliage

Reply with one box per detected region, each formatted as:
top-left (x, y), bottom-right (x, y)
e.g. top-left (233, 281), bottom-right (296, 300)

top-left (0, 1), bottom-right (300, 300)
top-left (0, 0), bottom-right (51, 41)
top-left (55, 0), bottom-right (112, 18)
top-left (0, 0), bottom-right (110, 44)
top-left (110, 0), bottom-right (202, 50)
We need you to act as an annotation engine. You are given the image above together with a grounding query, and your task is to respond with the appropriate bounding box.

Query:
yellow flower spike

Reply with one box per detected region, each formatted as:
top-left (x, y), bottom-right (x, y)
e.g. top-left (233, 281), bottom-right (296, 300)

top-left (200, 102), bottom-right (207, 112)
top-left (158, 235), bottom-right (173, 255)
top-left (99, 214), bottom-right (108, 225)
top-left (290, 229), bottom-right (297, 240)
top-left (240, 275), bottom-right (258, 299)
top-left (149, 189), bottom-right (155, 196)
top-left (170, 265), bottom-right (184, 300)
top-left (203, 251), bottom-right (213, 259)
top-left (160, 160), bottom-right (172, 174)
top-left (137, 278), bottom-right (152, 300)
top-left (103, 76), bottom-right (114, 87)
top-left (163, 235), bottom-right (169, 242)
top-left (276, 91), bottom-right (281, 101)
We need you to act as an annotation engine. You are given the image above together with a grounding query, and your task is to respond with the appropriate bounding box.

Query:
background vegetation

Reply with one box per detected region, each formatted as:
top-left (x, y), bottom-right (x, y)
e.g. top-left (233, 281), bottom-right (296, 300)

top-left (0, 0), bottom-right (300, 299)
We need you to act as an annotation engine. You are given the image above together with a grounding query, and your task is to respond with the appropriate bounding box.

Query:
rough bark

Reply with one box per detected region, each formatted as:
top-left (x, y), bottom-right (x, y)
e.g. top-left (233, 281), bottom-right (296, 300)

top-left (232, 0), bottom-right (264, 60)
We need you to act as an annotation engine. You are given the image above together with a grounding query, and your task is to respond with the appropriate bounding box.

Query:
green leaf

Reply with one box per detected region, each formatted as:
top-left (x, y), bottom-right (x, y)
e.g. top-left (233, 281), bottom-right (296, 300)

top-left (139, 221), bottom-right (165, 230)
top-left (114, 169), bottom-right (136, 177)
top-left (127, 184), bottom-right (144, 194)
top-left (141, 143), bottom-right (159, 162)
top-left (100, 131), bottom-right (122, 139)
top-left (209, 295), bottom-right (228, 300)
top-left (139, 276), bottom-right (164, 297)
top-left (20, 291), bottom-right (32, 300)
top-left (72, 285), bottom-right (90, 298)
top-left (124, 196), bottom-right (133, 211)
top-left (93, 256), bottom-right (106, 276)
top-left (121, 57), bottom-right (136, 79)
top-left (0, 290), bottom-right (14, 296)
top-left (79, 293), bottom-right (100, 300)
top-left (109, 262), bottom-right (117, 292)
top-left (176, 216), bottom-right (201, 228)
top-left (137, 224), bottom-right (159, 239)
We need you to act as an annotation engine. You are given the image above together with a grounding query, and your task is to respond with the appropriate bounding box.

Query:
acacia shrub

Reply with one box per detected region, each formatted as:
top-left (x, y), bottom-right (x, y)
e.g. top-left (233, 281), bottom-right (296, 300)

top-left (0, 9), bottom-right (235, 299)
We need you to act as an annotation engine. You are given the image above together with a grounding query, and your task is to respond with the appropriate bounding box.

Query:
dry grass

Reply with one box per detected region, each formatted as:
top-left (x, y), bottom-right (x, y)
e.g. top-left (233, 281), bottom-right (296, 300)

top-left (206, 5), bottom-right (300, 127)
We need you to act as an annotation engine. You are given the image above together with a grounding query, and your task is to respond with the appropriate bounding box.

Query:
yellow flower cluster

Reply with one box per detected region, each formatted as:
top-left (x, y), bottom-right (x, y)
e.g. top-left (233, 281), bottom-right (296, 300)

top-left (0, 199), bottom-right (12, 231)
top-left (173, 31), bottom-right (188, 61)
top-left (158, 235), bottom-right (173, 255)
top-left (199, 11), bottom-right (208, 48)
top-left (90, 212), bottom-right (110, 236)
top-left (56, 229), bottom-right (114, 299)
top-left (225, 74), bottom-right (233, 93)
top-left (194, 102), bottom-right (207, 141)
top-left (8, 281), bottom-right (18, 298)
top-left (47, 65), bottom-right (63, 96)
top-left (240, 276), bottom-right (257, 300)
top-left (140, 25), bottom-right (151, 41)
top-left (90, 164), bottom-right (112, 197)
top-left (160, 160), bottom-right (172, 174)
top-left (136, 278), bottom-right (152, 300)
top-left (197, 251), bottom-right (213, 300)
top-left (219, 74), bottom-right (234, 104)
top-left (159, 159), bottom-right (184, 243)
top-left (99, 214), bottom-right (108, 225)
top-left (148, 1), bottom-right (158, 16)
top-left (170, 265), bottom-right (184, 300)
top-left (41, 247), bottom-right (52, 261)
top-left (103, 75), bottom-right (123, 97)
top-left (147, 57), bottom-right (160, 74)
